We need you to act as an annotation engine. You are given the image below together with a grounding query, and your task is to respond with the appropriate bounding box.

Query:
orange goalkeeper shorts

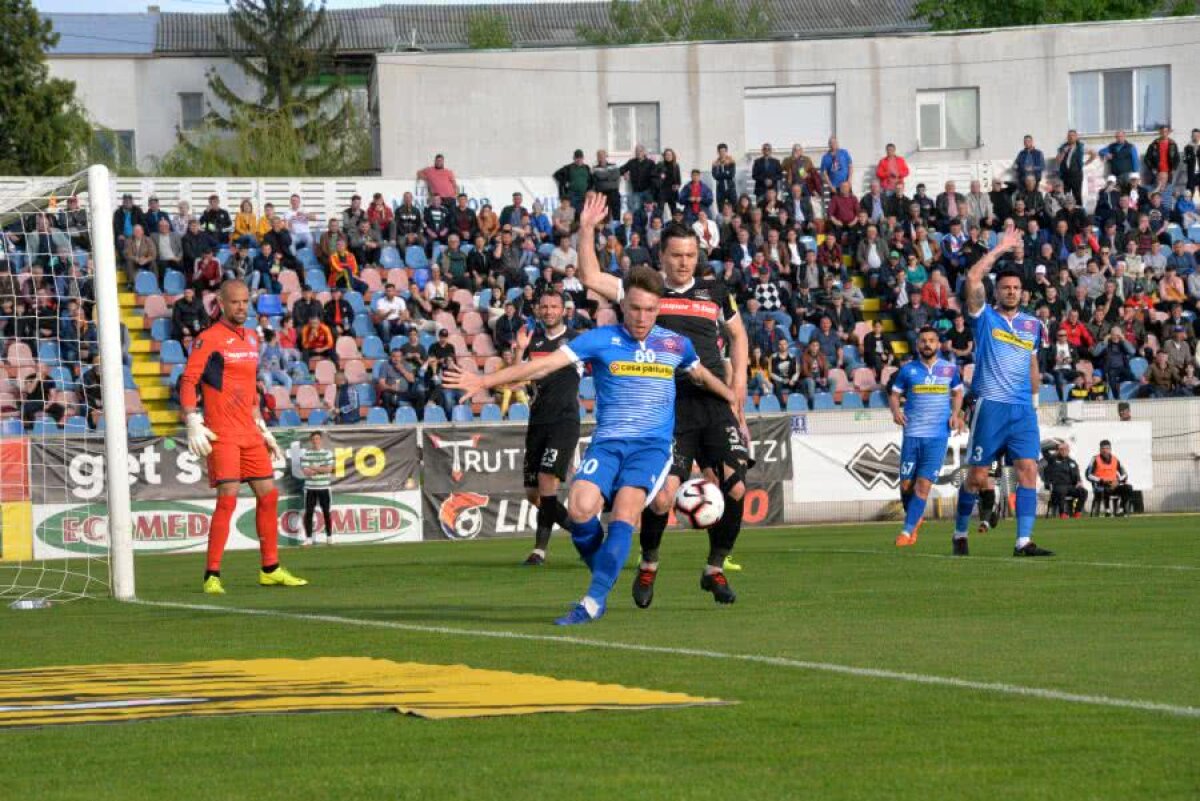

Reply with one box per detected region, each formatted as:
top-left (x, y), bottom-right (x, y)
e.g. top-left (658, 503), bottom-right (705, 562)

top-left (207, 438), bottom-right (275, 487)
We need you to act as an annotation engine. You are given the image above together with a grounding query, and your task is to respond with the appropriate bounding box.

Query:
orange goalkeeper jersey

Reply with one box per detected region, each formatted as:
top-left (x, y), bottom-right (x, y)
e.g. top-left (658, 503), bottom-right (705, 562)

top-left (180, 319), bottom-right (262, 436)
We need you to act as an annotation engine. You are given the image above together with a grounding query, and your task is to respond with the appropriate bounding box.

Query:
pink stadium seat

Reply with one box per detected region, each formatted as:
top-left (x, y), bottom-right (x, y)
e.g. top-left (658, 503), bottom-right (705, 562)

top-left (142, 295), bottom-right (169, 320)
top-left (460, 312), bottom-right (484, 336)
top-left (123, 390), bottom-right (146, 414)
top-left (6, 342), bottom-right (34, 368)
top-left (343, 360), bottom-right (368, 384)
top-left (270, 387), bottom-right (293, 409)
top-left (335, 336), bottom-right (361, 360)
top-left (313, 359), bottom-right (336, 385)
top-left (434, 311), bottom-right (457, 333)
top-left (880, 365), bottom-right (898, 386)
top-left (961, 364), bottom-right (974, 385)
top-left (278, 269), bottom-right (301, 295)
top-left (294, 385), bottom-right (322, 409)
top-left (457, 357), bottom-right (481, 375)
top-left (851, 367), bottom-right (878, 392)
top-left (1144, 334), bottom-right (1159, 354)
top-left (361, 268), bottom-right (383, 294)
top-left (316, 291), bottom-right (331, 306)
top-left (452, 289), bottom-right (474, 310)
top-left (320, 385), bottom-right (336, 407)
top-left (828, 369), bottom-right (850, 394)
top-left (853, 321), bottom-right (872, 344)
top-left (447, 334), bottom-right (469, 358)
top-left (472, 333), bottom-right (496, 356)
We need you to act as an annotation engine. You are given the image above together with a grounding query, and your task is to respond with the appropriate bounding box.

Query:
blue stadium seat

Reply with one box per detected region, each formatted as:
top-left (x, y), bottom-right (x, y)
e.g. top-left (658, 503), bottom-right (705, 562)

top-left (786, 394), bottom-right (808, 411)
top-left (388, 335), bottom-right (407, 352)
top-left (380, 246), bottom-right (402, 269)
top-left (167, 364), bottom-right (185, 387)
top-left (419, 332), bottom-right (437, 351)
top-left (1189, 225), bottom-right (1200, 244)
top-left (361, 336), bottom-right (386, 360)
top-left (1166, 225), bottom-right (1183, 244)
top-left (811, 393), bottom-right (835, 410)
top-left (128, 414), bottom-right (153, 437)
top-left (150, 318), bottom-right (172, 342)
top-left (744, 396), bottom-right (758, 413)
top-left (394, 406), bottom-right (419, 424)
top-left (412, 268), bottom-right (430, 290)
top-left (64, 416), bottom-right (88, 434)
top-left (354, 383), bottom-right (376, 407)
top-left (480, 404), bottom-right (502, 421)
top-left (758, 395), bottom-right (781, 413)
top-left (1039, 385), bottom-right (1060, 404)
top-left (37, 341), bottom-right (60, 366)
top-left (256, 294), bottom-right (284, 316)
top-left (404, 246), bottom-right (429, 270)
top-left (366, 406), bottom-right (390, 425)
top-left (123, 367), bottom-right (137, 390)
top-left (868, 390), bottom-right (888, 408)
top-left (424, 405), bottom-right (448, 423)
top-left (477, 288), bottom-right (492, 310)
top-left (1118, 381), bottom-right (1138, 400)
top-left (505, 287), bottom-right (522, 303)
top-left (74, 250), bottom-right (89, 269)
top-left (1130, 357), bottom-right (1148, 380)
top-left (842, 345), bottom-right (861, 370)
top-left (304, 269), bottom-right (328, 292)
top-left (32, 418), bottom-right (59, 436)
top-left (451, 405), bottom-right (474, 423)
top-left (508, 403), bottom-right (529, 421)
top-left (840, 393), bottom-right (864, 409)
top-left (163, 269), bottom-right (186, 295)
top-left (216, 246), bottom-right (231, 266)
top-left (307, 409), bottom-right (330, 426)
top-left (579, 376), bottom-right (596, 400)
top-left (49, 366), bottom-right (74, 389)
top-left (537, 243), bottom-right (555, 260)
top-left (795, 323), bottom-right (816, 344)
top-left (461, 243), bottom-right (474, 254)
top-left (160, 340), bottom-right (186, 364)
top-left (579, 406), bottom-right (592, 421)
top-left (134, 271), bottom-right (160, 295)
top-left (344, 291), bottom-right (366, 314)
top-left (290, 362), bottom-right (314, 384)
top-left (352, 316), bottom-right (373, 338)
top-left (0, 419), bottom-right (23, 435)
top-left (277, 409), bottom-right (302, 428)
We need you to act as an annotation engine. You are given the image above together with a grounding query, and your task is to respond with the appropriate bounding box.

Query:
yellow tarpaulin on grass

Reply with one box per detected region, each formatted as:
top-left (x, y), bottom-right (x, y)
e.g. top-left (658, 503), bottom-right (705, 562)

top-left (0, 657), bottom-right (726, 728)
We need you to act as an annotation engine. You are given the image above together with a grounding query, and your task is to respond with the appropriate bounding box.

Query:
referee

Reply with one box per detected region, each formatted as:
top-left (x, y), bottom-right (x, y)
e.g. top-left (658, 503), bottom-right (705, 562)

top-left (301, 431), bottom-right (335, 546)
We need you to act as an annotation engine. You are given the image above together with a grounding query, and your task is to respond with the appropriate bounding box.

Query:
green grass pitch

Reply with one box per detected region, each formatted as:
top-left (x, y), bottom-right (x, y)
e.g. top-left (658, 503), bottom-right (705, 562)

top-left (2, 516), bottom-right (1197, 801)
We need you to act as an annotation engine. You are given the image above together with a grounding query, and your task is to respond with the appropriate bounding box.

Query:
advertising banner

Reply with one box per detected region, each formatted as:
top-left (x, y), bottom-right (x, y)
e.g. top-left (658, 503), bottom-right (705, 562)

top-left (421, 416), bottom-right (792, 540)
top-left (789, 419), bottom-right (1153, 503)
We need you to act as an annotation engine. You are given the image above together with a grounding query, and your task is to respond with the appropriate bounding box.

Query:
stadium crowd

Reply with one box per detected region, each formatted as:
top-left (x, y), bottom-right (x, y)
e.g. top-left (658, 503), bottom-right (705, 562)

top-left (2, 128), bottom-right (1200, 434)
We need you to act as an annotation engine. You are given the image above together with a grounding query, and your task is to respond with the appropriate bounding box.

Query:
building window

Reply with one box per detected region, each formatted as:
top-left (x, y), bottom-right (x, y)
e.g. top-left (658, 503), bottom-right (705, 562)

top-left (743, 85), bottom-right (835, 153)
top-left (1069, 67), bottom-right (1169, 135)
top-left (92, 129), bottom-right (136, 168)
top-left (179, 93), bottom-right (205, 131)
top-left (608, 103), bottom-right (659, 156)
top-left (916, 88), bottom-right (979, 150)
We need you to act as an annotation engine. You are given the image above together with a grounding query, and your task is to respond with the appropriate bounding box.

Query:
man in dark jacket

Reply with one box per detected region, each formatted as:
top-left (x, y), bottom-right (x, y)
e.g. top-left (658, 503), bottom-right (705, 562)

top-left (751, 142), bottom-right (783, 200)
top-left (1102, 130), bottom-right (1139, 185)
top-left (712, 143), bottom-right (737, 210)
top-left (323, 287), bottom-right (355, 337)
top-left (1014, 135), bottom-right (1045, 184)
top-left (553, 150), bottom-right (592, 215)
top-left (171, 287), bottom-right (208, 341)
top-left (394, 192), bottom-right (423, 245)
top-left (1144, 126), bottom-right (1180, 190)
top-left (292, 287), bottom-right (324, 331)
top-left (198, 194), bottom-right (232, 241)
top-left (591, 150), bottom-right (622, 222)
top-left (111, 193), bottom-right (145, 253)
top-left (1056, 129), bottom-right (1094, 205)
top-left (1043, 441), bottom-right (1087, 517)
top-left (498, 192), bottom-right (527, 230)
top-left (1185, 128), bottom-right (1200, 198)
top-left (621, 145), bottom-right (656, 210)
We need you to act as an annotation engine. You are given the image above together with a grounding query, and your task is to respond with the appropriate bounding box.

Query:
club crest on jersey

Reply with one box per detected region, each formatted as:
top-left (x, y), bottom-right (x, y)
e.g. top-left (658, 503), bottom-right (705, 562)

top-left (661, 337), bottom-right (683, 353)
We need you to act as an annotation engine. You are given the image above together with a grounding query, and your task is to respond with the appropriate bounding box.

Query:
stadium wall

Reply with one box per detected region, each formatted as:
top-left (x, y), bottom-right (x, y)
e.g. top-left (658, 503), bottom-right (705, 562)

top-left (375, 16), bottom-right (1200, 182)
top-left (14, 400), bottom-right (1194, 556)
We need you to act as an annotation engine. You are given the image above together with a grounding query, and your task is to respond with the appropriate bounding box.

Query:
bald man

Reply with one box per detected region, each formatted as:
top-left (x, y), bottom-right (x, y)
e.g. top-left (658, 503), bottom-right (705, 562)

top-left (180, 280), bottom-right (307, 594)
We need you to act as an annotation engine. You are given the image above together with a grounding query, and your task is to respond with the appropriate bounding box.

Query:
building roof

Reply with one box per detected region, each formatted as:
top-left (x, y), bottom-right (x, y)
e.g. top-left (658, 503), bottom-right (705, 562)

top-left (44, 13), bottom-right (158, 56)
top-left (152, 1), bottom-right (923, 55)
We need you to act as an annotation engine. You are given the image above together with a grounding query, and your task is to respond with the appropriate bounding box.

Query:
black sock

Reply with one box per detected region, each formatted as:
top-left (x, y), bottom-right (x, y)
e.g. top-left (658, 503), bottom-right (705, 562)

top-left (979, 488), bottom-right (996, 519)
top-left (707, 492), bottom-right (745, 568)
top-left (551, 498), bottom-right (571, 529)
top-left (535, 496), bottom-right (557, 551)
top-left (900, 489), bottom-right (913, 513)
top-left (639, 508), bottom-right (670, 563)
top-left (261, 563), bottom-right (278, 573)
top-left (204, 570), bottom-right (220, 580)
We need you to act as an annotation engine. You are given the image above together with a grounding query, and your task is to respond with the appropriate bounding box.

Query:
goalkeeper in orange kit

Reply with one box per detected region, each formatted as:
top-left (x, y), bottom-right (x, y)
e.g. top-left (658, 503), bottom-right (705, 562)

top-left (180, 280), bottom-right (307, 594)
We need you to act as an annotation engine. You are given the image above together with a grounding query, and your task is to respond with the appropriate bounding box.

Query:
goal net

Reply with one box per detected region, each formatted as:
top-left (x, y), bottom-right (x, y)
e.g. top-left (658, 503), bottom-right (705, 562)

top-left (0, 166), bottom-right (134, 603)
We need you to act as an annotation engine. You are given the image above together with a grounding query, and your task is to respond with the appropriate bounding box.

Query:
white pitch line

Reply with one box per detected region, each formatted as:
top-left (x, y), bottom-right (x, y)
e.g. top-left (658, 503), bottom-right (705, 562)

top-left (788, 548), bottom-right (1200, 572)
top-left (132, 599), bottom-right (1200, 720)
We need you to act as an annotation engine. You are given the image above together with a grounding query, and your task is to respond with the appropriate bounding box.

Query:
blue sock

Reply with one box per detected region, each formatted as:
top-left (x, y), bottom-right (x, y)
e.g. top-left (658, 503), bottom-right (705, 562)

top-left (569, 517), bottom-right (603, 569)
top-left (955, 491), bottom-right (978, 534)
top-left (903, 494), bottom-right (927, 535)
top-left (585, 520), bottom-right (634, 607)
top-left (1016, 486), bottom-right (1037, 541)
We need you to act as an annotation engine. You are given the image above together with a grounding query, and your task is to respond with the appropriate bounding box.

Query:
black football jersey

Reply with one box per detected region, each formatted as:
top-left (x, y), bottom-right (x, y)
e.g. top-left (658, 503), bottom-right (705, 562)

top-left (652, 275), bottom-right (738, 384)
top-left (526, 328), bottom-right (581, 425)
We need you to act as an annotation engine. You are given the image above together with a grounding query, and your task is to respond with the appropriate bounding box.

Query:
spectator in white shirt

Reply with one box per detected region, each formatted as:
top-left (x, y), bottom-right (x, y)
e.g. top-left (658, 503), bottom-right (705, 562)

top-left (372, 282), bottom-right (407, 340)
top-left (284, 193), bottom-right (314, 255)
top-left (549, 235), bottom-right (578, 272)
top-left (692, 209), bottom-right (720, 257)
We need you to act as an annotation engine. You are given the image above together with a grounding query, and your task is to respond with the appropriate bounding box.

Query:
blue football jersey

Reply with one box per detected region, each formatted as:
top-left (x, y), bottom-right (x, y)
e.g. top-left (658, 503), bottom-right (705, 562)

top-left (969, 305), bottom-right (1042, 405)
top-left (563, 324), bottom-right (699, 442)
top-left (891, 358), bottom-right (963, 438)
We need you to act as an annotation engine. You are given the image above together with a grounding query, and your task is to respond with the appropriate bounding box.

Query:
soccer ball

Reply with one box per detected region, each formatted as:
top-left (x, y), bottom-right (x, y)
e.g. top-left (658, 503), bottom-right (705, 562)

top-left (674, 478), bottom-right (725, 529)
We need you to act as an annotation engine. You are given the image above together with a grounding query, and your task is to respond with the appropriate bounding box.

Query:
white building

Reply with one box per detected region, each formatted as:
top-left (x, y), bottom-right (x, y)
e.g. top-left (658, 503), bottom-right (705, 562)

top-left (374, 16), bottom-right (1199, 186)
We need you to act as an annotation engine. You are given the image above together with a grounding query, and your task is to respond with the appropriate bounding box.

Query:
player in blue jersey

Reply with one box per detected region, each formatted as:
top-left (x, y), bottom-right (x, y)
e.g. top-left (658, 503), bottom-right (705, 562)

top-left (953, 229), bottom-right (1054, 557)
top-left (444, 267), bottom-right (735, 625)
top-left (889, 327), bottom-right (964, 548)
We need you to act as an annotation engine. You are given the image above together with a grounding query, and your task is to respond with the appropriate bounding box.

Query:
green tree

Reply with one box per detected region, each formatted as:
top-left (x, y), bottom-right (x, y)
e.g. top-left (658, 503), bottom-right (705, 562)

top-left (578, 0), bottom-right (771, 45)
top-left (202, 0), bottom-right (360, 173)
top-left (0, 0), bottom-right (91, 174)
top-left (466, 9), bottom-right (514, 49)
top-left (912, 0), bottom-right (1194, 31)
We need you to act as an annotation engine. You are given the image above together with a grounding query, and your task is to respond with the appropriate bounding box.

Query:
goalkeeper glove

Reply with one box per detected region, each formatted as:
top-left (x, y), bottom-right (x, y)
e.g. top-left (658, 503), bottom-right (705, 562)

top-left (257, 418), bottom-right (284, 462)
top-left (185, 412), bottom-right (218, 457)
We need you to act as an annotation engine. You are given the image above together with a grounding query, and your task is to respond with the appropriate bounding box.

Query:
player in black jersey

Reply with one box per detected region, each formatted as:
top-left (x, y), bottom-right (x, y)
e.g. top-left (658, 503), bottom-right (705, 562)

top-left (573, 194), bottom-right (751, 606)
top-left (515, 291), bottom-right (581, 565)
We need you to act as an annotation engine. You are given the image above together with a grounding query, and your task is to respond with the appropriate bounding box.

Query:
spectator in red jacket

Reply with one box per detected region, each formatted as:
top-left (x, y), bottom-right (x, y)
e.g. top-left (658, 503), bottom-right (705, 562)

top-left (827, 182), bottom-right (859, 234)
top-left (1058, 308), bottom-right (1096, 351)
top-left (875, 143), bottom-right (910, 193)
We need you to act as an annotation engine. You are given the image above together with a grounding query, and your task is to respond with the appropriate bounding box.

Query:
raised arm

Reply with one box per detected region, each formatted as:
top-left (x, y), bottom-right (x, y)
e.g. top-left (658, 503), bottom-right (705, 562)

top-left (442, 348), bottom-right (573, 399)
top-left (964, 228), bottom-right (1022, 316)
top-left (574, 194), bottom-right (622, 302)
